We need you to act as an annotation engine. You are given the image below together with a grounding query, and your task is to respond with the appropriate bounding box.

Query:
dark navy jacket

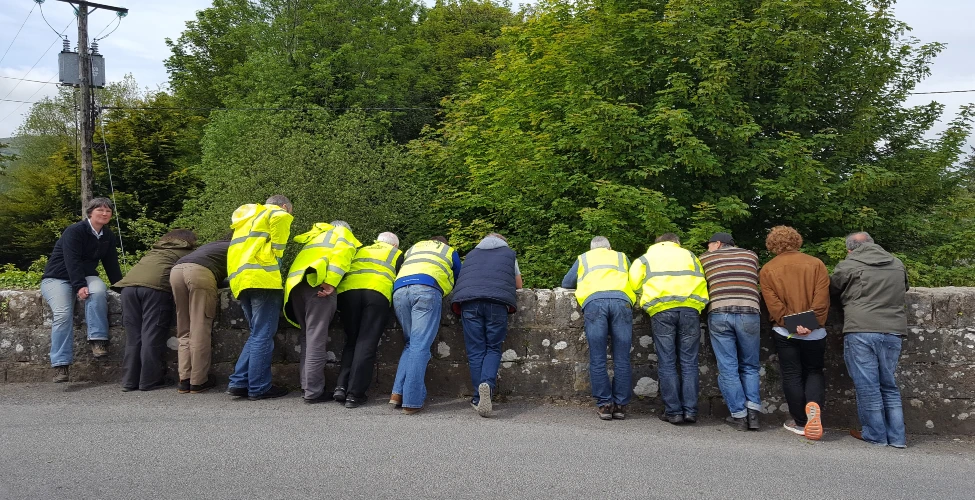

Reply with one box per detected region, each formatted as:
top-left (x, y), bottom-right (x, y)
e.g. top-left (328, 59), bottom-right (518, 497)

top-left (450, 246), bottom-right (518, 314)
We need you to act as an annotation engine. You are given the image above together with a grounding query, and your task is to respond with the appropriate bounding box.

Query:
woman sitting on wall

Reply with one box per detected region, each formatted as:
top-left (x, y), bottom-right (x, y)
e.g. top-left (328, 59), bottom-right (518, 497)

top-left (41, 197), bottom-right (124, 383)
top-left (115, 229), bottom-right (198, 391)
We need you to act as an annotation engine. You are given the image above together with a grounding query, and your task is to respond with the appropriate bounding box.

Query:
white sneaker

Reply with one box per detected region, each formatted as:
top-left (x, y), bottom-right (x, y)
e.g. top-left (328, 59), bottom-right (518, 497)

top-left (476, 382), bottom-right (492, 417)
top-left (783, 419), bottom-right (805, 436)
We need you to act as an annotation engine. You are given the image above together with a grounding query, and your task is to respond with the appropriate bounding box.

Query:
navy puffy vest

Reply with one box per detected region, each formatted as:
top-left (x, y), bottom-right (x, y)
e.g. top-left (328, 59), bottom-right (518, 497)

top-left (450, 246), bottom-right (518, 313)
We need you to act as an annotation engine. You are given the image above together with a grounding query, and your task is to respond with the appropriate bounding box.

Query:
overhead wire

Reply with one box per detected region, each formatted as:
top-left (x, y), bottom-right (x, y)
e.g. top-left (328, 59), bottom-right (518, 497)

top-left (37, 0), bottom-right (69, 39)
top-left (0, 75), bottom-right (60, 85)
top-left (0, 17), bottom-right (74, 102)
top-left (0, 2), bottom-right (37, 67)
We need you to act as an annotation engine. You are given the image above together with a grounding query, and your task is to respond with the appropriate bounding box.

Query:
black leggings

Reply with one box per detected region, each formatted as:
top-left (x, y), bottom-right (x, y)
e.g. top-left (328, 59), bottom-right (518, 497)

top-left (774, 334), bottom-right (826, 426)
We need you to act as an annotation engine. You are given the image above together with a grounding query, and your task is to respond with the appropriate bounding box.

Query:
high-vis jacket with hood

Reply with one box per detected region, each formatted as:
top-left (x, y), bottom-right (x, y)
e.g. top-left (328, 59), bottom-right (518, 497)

top-left (335, 240), bottom-right (403, 302)
top-left (629, 241), bottom-right (709, 316)
top-left (283, 223), bottom-right (361, 326)
top-left (227, 203), bottom-right (293, 298)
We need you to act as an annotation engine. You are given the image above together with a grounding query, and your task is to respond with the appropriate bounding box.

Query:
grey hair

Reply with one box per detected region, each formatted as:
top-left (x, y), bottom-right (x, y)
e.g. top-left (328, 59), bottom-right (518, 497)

top-left (330, 220), bottom-right (350, 229)
top-left (266, 195), bottom-right (291, 209)
top-left (486, 232), bottom-right (507, 243)
top-left (655, 233), bottom-right (681, 244)
top-left (845, 231), bottom-right (875, 251)
top-left (85, 197), bottom-right (114, 217)
top-left (377, 232), bottom-right (399, 247)
top-left (590, 236), bottom-right (611, 250)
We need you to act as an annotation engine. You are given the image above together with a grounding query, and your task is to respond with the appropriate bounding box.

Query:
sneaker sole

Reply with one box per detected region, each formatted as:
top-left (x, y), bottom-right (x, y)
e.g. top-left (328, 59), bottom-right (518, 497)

top-left (804, 402), bottom-right (823, 440)
top-left (598, 412), bottom-right (613, 421)
top-left (476, 383), bottom-right (492, 417)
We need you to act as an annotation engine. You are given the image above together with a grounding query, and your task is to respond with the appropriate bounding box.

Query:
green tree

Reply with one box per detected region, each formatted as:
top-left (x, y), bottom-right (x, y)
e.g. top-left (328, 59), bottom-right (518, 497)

top-left (416, 0), bottom-right (973, 287)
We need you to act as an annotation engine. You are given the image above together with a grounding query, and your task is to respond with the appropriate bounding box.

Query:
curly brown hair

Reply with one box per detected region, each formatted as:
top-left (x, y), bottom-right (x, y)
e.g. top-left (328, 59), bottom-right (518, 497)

top-left (765, 226), bottom-right (803, 255)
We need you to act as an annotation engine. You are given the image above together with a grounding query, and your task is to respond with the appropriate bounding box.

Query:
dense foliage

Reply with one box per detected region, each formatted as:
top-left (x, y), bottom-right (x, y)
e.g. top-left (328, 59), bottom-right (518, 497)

top-left (0, 0), bottom-right (972, 289)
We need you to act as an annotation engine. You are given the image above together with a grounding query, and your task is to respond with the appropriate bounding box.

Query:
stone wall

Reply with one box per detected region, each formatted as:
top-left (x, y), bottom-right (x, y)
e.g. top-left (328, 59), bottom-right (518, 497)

top-left (1, 287), bottom-right (973, 434)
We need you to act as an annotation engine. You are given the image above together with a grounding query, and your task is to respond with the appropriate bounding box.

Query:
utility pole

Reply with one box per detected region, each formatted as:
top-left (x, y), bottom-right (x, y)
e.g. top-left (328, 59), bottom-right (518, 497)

top-left (56, 1), bottom-right (128, 214)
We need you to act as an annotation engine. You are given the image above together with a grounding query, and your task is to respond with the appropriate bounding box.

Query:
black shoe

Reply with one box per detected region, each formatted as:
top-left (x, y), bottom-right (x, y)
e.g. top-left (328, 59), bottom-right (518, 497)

top-left (177, 379), bottom-right (191, 393)
top-left (747, 408), bottom-right (761, 431)
top-left (683, 414), bottom-right (697, 424)
top-left (597, 404), bottom-right (613, 421)
top-left (345, 395), bottom-right (368, 408)
top-left (140, 377), bottom-right (176, 391)
top-left (659, 413), bottom-right (683, 425)
top-left (226, 386), bottom-right (248, 397)
top-left (190, 378), bottom-right (217, 394)
top-left (725, 416), bottom-right (747, 431)
top-left (302, 392), bottom-right (333, 404)
top-left (333, 387), bottom-right (347, 402)
top-left (612, 404), bottom-right (627, 420)
top-left (250, 385), bottom-right (290, 401)
top-left (121, 385), bottom-right (137, 392)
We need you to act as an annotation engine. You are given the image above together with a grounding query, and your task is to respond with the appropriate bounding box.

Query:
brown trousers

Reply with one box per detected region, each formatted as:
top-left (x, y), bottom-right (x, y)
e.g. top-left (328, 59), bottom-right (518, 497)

top-left (170, 263), bottom-right (218, 385)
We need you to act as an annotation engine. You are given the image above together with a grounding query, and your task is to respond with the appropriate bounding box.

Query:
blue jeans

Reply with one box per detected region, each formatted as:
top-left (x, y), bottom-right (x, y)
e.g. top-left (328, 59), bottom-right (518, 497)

top-left (651, 307), bottom-right (701, 416)
top-left (228, 288), bottom-right (283, 397)
top-left (41, 276), bottom-right (110, 367)
top-left (392, 285), bottom-right (442, 409)
top-left (844, 333), bottom-right (906, 448)
top-left (708, 312), bottom-right (762, 418)
top-left (460, 300), bottom-right (509, 405)
top-left (584, 298), bottom-right (633, 406)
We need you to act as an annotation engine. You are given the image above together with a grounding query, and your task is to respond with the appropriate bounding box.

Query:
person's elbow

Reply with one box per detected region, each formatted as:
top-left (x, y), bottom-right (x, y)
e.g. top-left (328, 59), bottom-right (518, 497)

top-left (515, 275), bottom-right (524, 290)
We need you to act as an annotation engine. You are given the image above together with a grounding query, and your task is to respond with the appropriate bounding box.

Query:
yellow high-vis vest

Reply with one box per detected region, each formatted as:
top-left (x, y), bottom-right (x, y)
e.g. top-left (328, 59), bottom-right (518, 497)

top-left (227, 203), bottom-right (293, 298)
top-left (283, 223), bottom-right (361, 326)
top-left (397, 240), bottom-right (456, 295)
top-left (335, 241), bottom-right (403, 302)
top-left (629, 241), bottom-right (709, 316)
top-left (574, 248), bottom-right (635, 307)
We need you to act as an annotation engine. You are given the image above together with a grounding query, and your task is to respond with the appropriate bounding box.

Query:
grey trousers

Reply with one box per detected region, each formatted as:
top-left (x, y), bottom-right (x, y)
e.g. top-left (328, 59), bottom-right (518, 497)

top-left (293, 281), bottom-right (338, 399)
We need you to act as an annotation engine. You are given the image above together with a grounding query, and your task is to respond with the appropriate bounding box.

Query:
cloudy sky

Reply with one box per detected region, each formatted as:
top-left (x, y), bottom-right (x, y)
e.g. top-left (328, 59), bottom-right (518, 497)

top-left (1, 0), bottom-right (972, 143)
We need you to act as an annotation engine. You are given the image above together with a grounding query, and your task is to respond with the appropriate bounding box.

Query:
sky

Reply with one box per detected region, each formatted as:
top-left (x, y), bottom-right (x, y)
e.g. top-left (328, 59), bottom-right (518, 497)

top-left (1, 0), bottom-right (973, 143)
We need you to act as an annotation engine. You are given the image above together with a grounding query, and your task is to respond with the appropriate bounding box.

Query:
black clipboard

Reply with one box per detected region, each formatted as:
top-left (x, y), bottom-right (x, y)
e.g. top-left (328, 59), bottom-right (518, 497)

top-left (783, 310), bottom-right (818, 334)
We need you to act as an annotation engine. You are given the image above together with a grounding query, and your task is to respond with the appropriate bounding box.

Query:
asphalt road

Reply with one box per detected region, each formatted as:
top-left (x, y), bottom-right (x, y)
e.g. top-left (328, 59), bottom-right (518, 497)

top-left (1, 382), bottom-right (973, 500)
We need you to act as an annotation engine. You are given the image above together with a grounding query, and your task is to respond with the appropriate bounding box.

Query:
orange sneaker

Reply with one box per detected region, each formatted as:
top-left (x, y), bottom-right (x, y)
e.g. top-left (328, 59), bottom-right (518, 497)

top-left (804, 402), bottom-right (823, 441)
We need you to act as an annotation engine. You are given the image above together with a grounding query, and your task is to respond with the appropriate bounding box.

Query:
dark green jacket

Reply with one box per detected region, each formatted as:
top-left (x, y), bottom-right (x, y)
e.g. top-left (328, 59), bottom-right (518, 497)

top-left (829, 243), bottom-right (909, 335)
top-left (115, 238), bottom-right (196, 292)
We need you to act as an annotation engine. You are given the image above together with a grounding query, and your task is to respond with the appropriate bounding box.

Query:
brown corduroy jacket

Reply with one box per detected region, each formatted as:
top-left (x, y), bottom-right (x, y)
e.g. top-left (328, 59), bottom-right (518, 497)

top-left (758, 251), bottom-right (831, 328)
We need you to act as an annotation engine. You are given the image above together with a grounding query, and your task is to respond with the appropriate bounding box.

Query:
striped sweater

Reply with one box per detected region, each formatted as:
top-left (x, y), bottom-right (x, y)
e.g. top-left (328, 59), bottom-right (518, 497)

top-left (699, 246), bottom-right (761, 313)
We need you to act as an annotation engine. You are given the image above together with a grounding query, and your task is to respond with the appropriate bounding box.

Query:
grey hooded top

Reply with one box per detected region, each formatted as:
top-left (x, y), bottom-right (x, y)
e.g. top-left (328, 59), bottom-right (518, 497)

top-left (829, 243), bottom-right (909, 335)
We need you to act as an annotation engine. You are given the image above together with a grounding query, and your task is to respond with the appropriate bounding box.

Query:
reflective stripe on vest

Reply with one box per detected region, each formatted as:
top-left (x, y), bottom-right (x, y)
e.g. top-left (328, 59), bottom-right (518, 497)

top-left (336, 242), bottom-right (403, 301)
top-left (635, 242), bottom-right (709, 316)
top-left (398, 240), bottom-right (455, 295)
top-left (574, 248), bottom-right (635, 307)
top-left (227, 206), bottom-right (291, 297)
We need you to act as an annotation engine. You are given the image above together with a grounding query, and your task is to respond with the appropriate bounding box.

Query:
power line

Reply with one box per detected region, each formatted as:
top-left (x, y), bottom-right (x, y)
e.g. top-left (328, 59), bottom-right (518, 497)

top-left (0, 75), bottom-right (61, 85)
top-left (911, 89), bottom-right (975, 95)
top-left (37, 0), bottom-right (69, 39)
top-left (0, 18), bottom-right (75, 102)
top-left (93, 15), bottom-right (122, 42)
top-left (0, 98), bottom-right (40, 104)
top-left (100, 105), bottom-right (439, 111)
top-left (0, 73), bottom-right (62, 124)
top-left (0, 3), bottom-right (37, 67)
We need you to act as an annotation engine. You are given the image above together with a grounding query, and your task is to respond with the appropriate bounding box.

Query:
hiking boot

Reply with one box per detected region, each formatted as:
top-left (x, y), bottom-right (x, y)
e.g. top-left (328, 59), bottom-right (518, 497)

top-left (53, 365), bottom-right (69, 383)
top-left (303, 392), bottom-right (333, 404)
top-left (177, 379), bottom-right (191, 393)
top-left (226, 386), bottom-right (248, 397)
top-left (190, 378), bottom-right (217, 394)
top-left (388, 393), bottom-right (403, 408)
top-left (747, 408), bottom-right (761, 431)
top-left (612, 404), bottom-right (627, 420)
top-left (345, 395), bottom-right (367, 409)
top-left (597, 404), bottom-right (613, 421)
top-left (402, 406), bottom-right (422, 415)
top-left (725, 416), bottom-right (747, 431)
top-left (683, 414), bottom-right (697, 424)
top-left (90, 340), bottom-right (109, 358)
top-left (804, 402), bottom-right (823, 441)
top-left (659, 412), bottom-right (683, 425)
top-left (475, 382), bottom-right (493, 418)
top-left (333, 387), bottom-right (347, 403)
top-left (249, 385), bottom-right (290, 401)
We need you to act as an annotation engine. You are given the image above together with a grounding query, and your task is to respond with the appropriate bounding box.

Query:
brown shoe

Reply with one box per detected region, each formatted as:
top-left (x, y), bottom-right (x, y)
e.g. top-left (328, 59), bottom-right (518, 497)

top-left (90, 340), bottom-right (108, 358)
top-left (402, 407), bottom-right (422, 415)
top-left (388, 393), bottom-right (403, 408)
top-left (850, 429), bottom-right (864, 441)
top-left (53, 365), bottom-right (69, 383)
